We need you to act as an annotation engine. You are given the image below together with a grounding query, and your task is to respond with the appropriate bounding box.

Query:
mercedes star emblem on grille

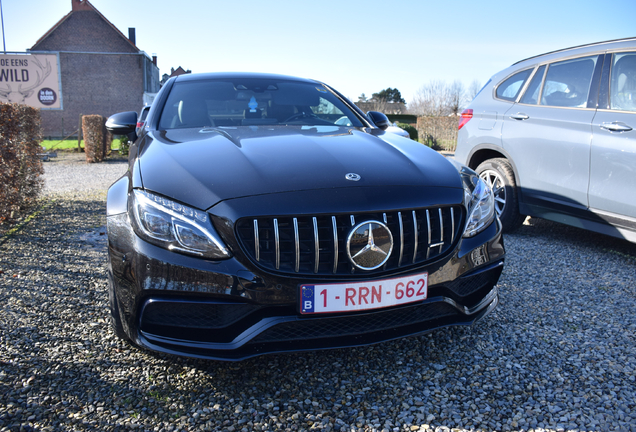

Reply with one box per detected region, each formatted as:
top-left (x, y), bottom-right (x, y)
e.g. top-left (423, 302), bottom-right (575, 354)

top-left (345, 173), bottom-right (361, 181)
top-left (346, 221), bottom-right (393, 270)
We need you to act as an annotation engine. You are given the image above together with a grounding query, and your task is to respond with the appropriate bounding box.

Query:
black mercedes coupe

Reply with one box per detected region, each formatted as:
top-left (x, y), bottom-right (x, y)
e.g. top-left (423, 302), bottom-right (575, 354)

top-left (105, 72), bottom-right (505, 361)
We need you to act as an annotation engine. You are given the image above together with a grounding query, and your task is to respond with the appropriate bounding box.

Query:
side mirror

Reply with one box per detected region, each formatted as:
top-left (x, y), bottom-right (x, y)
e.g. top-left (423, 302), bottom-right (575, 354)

top-left (106, 111), bottom-right (138, 137)
top-left (366, 111), bottom-right (391, 130)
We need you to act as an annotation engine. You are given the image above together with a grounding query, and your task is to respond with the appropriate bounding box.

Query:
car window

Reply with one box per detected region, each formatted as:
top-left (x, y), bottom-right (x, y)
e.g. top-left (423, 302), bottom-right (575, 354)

top-left (495, 69), bottom-right (532, 101)
top-left (520, 65), bottom-right (546, 105)
top-left (158, 79), bottom-right (365, 129)
top-left (540, 56), bottom-right (598, 108)
top-left (610, 52), bottom-right (636, 112)
top-left (139, 106), bottom-right (150, 122)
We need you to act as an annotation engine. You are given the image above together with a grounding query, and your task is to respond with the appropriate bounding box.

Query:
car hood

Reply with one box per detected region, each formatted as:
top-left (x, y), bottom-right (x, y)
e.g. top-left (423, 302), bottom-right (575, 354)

top-left (138, 125), bottom-right (462, 210)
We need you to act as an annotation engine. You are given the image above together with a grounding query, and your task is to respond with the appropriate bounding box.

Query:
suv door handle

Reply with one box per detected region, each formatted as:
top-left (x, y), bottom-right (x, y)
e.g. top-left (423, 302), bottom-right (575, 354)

top-left (509, 113), bottom-right (529, 120)
top-left (600, 122), bottom-right (633, 132)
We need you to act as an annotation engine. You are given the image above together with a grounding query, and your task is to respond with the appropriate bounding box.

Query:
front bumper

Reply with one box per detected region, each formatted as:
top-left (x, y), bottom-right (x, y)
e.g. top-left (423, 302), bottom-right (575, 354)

top-left (107, 212), bottom-right (504, 361)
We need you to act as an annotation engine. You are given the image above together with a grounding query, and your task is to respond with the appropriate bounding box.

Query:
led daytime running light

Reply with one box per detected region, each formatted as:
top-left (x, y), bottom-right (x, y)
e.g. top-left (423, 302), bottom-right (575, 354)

top-left (139, 190), bottom-right (208, 223)
top-left (131, 190), bottom-right (231, 259)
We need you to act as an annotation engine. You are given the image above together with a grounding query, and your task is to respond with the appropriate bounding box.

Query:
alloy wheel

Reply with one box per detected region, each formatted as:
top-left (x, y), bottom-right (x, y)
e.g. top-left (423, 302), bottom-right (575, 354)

top-left (479, 169), bottom-right (506, 217)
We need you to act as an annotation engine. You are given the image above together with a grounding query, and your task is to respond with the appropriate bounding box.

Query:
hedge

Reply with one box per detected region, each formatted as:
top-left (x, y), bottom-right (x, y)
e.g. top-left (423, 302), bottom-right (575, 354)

top-left (397, 123), bottom-right (418, 141)
top-left (82, 115), bottom-right (112, 163)
top-left (416, 116), bottom-right (458, 151)
top-left (387, 114), bottom-right (417, 125)
top-left (0, 103), bottom-right (44, 222)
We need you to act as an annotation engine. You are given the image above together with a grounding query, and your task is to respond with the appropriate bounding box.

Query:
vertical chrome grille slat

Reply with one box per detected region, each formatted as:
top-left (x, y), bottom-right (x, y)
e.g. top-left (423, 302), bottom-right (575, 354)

top-left (293, 218), bottom-right (300, 273)
top-left (426, 210), bottom-right (431, 260)
top-left (382, 213), bottom-right (389, 270)
top-left (350, 215), bottom-right (356, 274)
top-left (450, 208), bottom-right (455, 244)
top-left (438, 208), bottom-right (444, 253)
top-left (313, 217), bottom-right (319, 274)
top-left (412, 210), bottom-right (418, 264)
top-left (398, 212), bottom-right (404, 266)
top-left (274, 218), bottom-right (280, 270)
top-left (332, 216), bottom-right (338, 274)
top-left (253, 219), bottom-right (260, 262)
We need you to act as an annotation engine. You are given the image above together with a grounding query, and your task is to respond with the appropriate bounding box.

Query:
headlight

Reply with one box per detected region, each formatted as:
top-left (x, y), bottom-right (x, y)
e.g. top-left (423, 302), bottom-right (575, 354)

top-left (129, 189), bottom-right (231, 259)
top-left (461, 168), bottom-right (496, 237)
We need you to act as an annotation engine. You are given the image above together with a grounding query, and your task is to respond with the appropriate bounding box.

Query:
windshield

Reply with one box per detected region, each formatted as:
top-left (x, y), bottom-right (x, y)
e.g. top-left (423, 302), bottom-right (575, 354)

top-left (158, 78), bottom-right (365, 129)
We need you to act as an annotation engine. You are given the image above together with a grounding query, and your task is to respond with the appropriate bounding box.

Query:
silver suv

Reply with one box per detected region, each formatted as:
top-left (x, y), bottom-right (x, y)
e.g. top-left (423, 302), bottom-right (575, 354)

top-left (455, 38), bottom-right (636, 243)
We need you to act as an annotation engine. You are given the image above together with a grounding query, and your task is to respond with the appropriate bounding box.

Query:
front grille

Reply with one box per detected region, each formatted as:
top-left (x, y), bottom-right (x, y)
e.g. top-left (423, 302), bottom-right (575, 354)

top-left (251, 302), bottom-right (456, 343)
top-left (445, 267), bottom-right (500, 298)
top-left (141, 300), bottom-right (262, 329)
top-left (236, 206), bottom-right (464, 276)
top-left (139, 299), bottom-right (267, 343)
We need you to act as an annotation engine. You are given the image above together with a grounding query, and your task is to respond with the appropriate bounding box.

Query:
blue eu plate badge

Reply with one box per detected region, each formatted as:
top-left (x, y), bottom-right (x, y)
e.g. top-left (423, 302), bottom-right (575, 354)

top-left (301, 285), bottom-right (315, 313)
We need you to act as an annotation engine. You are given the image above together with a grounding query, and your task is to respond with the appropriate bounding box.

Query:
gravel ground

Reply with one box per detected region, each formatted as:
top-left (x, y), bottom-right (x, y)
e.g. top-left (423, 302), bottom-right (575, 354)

top-left (0, 152), bottom-right (635, 432)
top-left (40, 151), bottom-right (128, 195)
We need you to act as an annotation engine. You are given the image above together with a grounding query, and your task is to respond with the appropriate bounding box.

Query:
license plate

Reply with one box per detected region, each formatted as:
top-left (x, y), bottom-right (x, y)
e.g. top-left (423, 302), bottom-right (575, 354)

top-left (300, 272), bottom-right (428, 315)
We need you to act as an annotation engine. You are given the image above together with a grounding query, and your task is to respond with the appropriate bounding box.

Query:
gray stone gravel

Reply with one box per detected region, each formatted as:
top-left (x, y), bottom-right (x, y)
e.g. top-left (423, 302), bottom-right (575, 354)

top-left (0, 152), bottom-right (635, 431)
top-left (41, 151), bottom-right (127, 195)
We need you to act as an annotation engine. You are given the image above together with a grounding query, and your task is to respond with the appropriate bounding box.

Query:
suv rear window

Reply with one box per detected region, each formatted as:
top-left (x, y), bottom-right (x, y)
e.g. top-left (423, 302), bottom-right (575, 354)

top-left (520, 65), bottom-right (546, 105)
top-left (496, 69), bottom-right (533, 101)
top-left (610, 52), bottom-right (636, 112)
top-left (540, 56), bottom-right (598, 108)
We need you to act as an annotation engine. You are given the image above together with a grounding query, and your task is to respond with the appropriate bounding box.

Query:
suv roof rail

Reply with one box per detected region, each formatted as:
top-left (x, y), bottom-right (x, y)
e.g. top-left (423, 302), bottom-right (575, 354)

top-left (512, 36), bottom-right (636, 65)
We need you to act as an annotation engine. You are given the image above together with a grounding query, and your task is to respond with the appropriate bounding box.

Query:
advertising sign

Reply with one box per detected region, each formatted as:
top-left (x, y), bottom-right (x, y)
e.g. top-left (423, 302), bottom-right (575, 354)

top-left (0, 53), bottom-right (62, 109)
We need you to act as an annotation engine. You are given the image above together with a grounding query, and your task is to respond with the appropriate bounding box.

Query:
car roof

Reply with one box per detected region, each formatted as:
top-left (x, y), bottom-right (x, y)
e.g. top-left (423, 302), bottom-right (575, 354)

top-left (173, 72), bottom-right (322, 85)
top-left (512, 37), bottom-right (636, 66)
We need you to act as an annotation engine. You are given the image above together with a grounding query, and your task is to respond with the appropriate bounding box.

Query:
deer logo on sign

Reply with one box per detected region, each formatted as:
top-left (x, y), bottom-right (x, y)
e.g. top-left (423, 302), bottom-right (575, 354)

top-left (0, 56), bottom-right (52, 104)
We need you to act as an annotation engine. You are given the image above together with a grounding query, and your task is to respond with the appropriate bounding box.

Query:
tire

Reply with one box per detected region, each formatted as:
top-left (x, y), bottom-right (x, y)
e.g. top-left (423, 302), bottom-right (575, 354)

top-left (108, 273), bottom-right (129, 341)
top-left (475, 158), bottom-right (526, 232)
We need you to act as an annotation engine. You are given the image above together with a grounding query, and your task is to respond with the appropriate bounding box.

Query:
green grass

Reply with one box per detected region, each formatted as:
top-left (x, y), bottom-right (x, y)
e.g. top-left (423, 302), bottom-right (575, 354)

top-left (41, 139), bottom-right (124, 151)
top-left (417, 138), bottom-right (457, 152)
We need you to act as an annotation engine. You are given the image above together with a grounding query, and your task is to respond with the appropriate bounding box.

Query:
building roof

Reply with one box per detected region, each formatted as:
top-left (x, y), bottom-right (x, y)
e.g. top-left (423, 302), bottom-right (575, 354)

top-left (31, 0), bottom-right (138, 52)
top-left (169, 66), bottom-right (191, 77)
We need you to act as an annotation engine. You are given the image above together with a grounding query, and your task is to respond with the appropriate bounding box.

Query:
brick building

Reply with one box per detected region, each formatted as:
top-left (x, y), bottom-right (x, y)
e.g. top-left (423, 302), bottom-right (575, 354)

top-left (30, 0), bottom-right (160, 137)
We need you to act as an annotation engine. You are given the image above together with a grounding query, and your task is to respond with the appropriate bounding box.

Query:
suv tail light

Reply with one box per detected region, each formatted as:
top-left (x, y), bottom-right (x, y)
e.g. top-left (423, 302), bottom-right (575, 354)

top-left (458, 109), bottom-right (473, 130)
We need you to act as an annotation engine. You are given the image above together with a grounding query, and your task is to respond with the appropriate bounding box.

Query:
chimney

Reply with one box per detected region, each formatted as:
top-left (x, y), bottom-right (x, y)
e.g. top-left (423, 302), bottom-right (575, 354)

top-left (72, 0), bottom-right (92, 11)
top-left (152, 55), bottom-right (157, 66)
top-left (128, 28), bottom-right (136, 46)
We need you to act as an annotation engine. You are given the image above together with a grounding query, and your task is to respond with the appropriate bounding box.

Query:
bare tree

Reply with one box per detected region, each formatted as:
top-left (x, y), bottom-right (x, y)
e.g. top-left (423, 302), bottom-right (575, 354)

top-left (467, 79), bottom-right (483, 102)
top-left (364, 99), bottom-right (390, 113)
top-left (447, 80), bottom-right (465, 115)
top-left (409, 79), bottom-right (483, 116)
top-left (409, 80), bottom-right (451, 116)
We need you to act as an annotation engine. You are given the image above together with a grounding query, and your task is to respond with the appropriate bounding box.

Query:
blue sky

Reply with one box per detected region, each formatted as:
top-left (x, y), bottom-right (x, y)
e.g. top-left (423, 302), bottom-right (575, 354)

top-left (2, 0), bottom-right (635, 104)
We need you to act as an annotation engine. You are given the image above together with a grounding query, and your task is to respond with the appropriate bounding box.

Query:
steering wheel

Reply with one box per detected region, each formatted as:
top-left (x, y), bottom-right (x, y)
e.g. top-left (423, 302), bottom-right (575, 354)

top-left (284, 111), bottom-right (317, 123)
